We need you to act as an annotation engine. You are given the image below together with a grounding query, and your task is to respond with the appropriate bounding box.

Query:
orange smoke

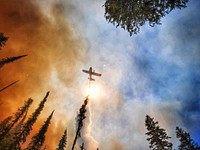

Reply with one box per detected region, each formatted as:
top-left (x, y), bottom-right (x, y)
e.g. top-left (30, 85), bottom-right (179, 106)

top-left (0, 0), bottom-right (86, 148)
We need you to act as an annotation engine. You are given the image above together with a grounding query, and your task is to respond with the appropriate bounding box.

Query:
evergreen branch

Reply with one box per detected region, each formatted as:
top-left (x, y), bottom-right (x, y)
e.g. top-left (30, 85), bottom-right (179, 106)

top-left (0, 55), bottom-right (27, 68)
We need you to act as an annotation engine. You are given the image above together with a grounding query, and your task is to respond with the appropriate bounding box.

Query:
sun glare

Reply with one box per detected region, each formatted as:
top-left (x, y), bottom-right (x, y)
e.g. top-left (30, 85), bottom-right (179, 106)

top-left (86, 84), bottom-right (100, 99)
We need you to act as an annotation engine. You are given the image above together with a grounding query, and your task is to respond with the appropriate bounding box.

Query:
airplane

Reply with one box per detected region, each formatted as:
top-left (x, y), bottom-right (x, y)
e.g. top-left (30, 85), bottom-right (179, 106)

top-left (82, 67), bottom-right (101, 81)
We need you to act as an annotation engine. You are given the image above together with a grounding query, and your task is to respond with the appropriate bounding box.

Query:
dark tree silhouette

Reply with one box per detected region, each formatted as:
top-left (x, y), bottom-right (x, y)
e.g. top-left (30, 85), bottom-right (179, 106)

top-left (0, 32), bottom-right (8, 49)
top-left (25, 110), bottom-right (54, 150)
top-left (0, 80), bottom-right (19, 92)
top-left (3, 110), bottom-right (28, 150)
top-left (145, 115), bottom-right (173, 150)
top-left (0, 117), bottom-right (12, 149)
top-left (0, 98), bottom-right (33, 141)
top-left (20, 92), bottom-right (50, 143)
top-left (71, 97), bottom-right (88, 150)
top-left (176, 126), bottom-right (200, 150)
top-left (56, 129), bottom-right (67, 150)
top-left (0, 116), bottom-right (12, 133)
top-left (104, 0), bottom-right (189, 35)
top-left (0, 55), bottom-right (27, 68)
top-left (9, 92), bottom-right (50, 149)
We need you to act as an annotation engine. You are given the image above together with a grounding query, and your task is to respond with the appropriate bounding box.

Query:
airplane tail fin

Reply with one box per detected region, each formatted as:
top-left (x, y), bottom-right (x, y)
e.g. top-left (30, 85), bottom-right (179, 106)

top-left (88, 77), bottom-right (95, 81)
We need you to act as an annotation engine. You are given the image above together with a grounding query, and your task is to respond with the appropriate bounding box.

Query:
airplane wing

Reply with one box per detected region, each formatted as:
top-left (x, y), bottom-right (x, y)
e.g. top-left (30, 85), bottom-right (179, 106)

top-left (82, 70), bottom-right (90, 74)
top-left (91, 72), bottom-right (101, 76)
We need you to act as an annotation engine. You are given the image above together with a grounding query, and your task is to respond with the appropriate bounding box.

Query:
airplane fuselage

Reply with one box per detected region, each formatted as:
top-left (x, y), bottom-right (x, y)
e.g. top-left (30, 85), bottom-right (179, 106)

top-left (82, 67), bottom-right (101, 82)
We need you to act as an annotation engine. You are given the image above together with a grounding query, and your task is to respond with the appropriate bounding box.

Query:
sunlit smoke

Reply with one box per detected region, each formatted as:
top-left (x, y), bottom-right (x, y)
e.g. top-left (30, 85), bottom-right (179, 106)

top-left (78, 100), bottom-right (99, 149)
top-left (86, 84), bottom-right (101, 99)
top-left (0, 0), bottom-right (87, 148)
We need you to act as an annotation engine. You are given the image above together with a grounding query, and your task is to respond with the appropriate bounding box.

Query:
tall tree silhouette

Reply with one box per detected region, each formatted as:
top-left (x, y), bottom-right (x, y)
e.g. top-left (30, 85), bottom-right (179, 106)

top-left (20, 92), bottom-right (50, 143)
top-left (176, 126), bottom-right (200, 150)
top-left (10, 92), bottom-right (50, 149)
top-left (145, 115), bottom-right (173, 150)
top-left (0, 116), bottom-right (12, 149)
top-left (104, 0), bottom-right (189, 35)
top-left (0, 55), bottom-right (27, 68)
top-left (0, 32), bottom-right (8, 49)
top-left (0, 98), bottom-right (33, 141)
top-left (71, 97), bottom-right (88, 150)
top-left (3, 110), bottom-right (28, 150)
top-left (56, 129), bottom-right (67, 150)
top-left (25, 110), bottom-right (54, 150)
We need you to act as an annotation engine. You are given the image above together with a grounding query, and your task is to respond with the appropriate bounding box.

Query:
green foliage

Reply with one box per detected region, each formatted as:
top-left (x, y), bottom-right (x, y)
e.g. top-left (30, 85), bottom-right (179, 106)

top-left (56, 129), bottom-right (67, 150)
top-left (0, 32), bottom-right (8, 49)
top-left (25, 111), bottom-right (54, 150)
top-left (176, 126), bottom-right (200, 150)
top-left (104, 0), bottom-right (189, 35)
top-left (145, 115), bottom-right (173, 150)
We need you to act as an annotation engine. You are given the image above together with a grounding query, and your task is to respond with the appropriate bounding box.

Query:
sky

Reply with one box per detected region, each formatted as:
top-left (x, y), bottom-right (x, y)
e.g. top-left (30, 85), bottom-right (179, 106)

top-left (0, 0), bottom-right (199, 149)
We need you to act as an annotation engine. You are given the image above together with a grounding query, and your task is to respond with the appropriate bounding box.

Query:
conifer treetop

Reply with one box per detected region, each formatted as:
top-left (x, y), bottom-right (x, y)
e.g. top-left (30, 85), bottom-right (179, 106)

top-left (145, 115), bottom-right (173, 150)
top-left (25, 110), bottom-right (54, 150)
top-left (20, 92), bottom-right (50, 143)
top-left (56, 129), bottom-right (67, 150)
top-left (176, 126), bottom-right (200, 150)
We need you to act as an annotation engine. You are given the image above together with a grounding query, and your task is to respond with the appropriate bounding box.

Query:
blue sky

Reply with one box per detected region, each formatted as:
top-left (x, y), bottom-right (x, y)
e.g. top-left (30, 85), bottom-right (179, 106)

top-left (64, 0), bottom-right (200, 148)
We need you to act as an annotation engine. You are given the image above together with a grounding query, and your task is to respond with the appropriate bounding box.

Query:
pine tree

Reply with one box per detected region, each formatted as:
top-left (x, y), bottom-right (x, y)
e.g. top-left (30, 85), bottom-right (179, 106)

top-left (71, 97), bottom-right (88, 150)
top-left (0, 116), bottom-right (12, 149)
top-left (56, 129), bottom-right (67, 150)
top-left (0, 116), bottom-right (12, 133)
top-left (25, 110), bottom-right (54, 150)
top-left (0, 32), bottom-right (8, 49)
top-left (176, 126), bottom-right (200, 150)
top-left (104, 0), bottom-right (189, 35)
top-left (0, 98), bottom-right (33, 141)
top-left (145, 115), bottom-right (173, 150)
top-left (10, 92), bottom-right (50, 149)
top-left (20, 92), bottom-right (50, 143)
top-left (3, 110), bottom-right (28, 150)
top-left (0, 55), bottom-right (27, 68)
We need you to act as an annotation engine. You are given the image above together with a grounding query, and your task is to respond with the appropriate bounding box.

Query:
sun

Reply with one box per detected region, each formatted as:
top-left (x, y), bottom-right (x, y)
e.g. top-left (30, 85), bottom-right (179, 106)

top-left (86, 84), bottom-right (101, 99)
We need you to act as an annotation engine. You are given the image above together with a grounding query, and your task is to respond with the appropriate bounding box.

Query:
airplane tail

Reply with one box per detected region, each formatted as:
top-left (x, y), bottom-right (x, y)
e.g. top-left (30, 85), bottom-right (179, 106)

top-left (88, 77), bottom-right (95, 81)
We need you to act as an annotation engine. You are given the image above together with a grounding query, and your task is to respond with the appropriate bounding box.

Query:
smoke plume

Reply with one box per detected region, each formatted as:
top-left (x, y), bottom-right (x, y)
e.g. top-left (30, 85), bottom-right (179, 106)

top-left (0, 0), bottom-right (87, 148)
